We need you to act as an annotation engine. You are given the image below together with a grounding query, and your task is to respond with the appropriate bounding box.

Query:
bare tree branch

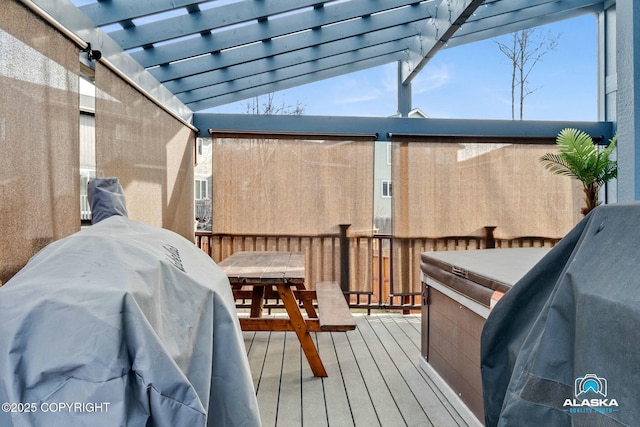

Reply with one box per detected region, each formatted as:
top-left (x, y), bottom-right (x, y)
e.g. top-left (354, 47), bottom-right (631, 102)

top-left (242, 93), bottom-right (306, 115)
top-left (495, 28), bottom-right (560, 120)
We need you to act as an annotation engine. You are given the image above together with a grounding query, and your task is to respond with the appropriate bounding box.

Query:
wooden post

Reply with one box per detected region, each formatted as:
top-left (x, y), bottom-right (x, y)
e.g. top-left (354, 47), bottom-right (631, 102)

top-left (484, 226), bottom-right (497, 249)
top-left (339, 224), bottom-right (350, 293)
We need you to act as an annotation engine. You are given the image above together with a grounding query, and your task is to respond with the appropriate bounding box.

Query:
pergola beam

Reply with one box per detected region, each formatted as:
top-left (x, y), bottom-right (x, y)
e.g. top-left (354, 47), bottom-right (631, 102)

top-left (185, 54), bottom-right (403, 111)
top-left (79, 0), bottom-right (202, 27)
top-left (164, 29), bottom-right (414, 95)
top-left (130, 0), bottom-right (430, 68)
top-left (178, 42), bottom-right (406, 105)
top-left (447, 0), bottom-right (605, 48)
top-left (32, 0), bottom-right (612, 116)
top-left (400, 0), bottom-right (484, 85)
top-left (149, 4), bottom-right (433, 83)
top-left (106, 0), bottom-right (326, 51)
top-left (194, 113), bottom-right (614, 143)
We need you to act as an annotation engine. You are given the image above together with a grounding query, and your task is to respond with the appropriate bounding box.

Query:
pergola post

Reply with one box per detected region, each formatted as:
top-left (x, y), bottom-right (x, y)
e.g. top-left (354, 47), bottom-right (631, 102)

top-left (616, 0), bottom-right (640, 201)
top-left (397, 61), bottom-right (412, 118)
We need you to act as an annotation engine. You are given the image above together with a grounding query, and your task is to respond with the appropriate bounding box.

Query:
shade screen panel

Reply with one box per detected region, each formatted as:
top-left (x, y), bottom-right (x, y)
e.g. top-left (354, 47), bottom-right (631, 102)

top-left (212, 137), bottom-right (374, 236)
top-left (95, 64), bottom-right (194, 239)
top-left (1, 2), bottom-right (80, 283)
top-left (391, 140), bottom-right (583, 239)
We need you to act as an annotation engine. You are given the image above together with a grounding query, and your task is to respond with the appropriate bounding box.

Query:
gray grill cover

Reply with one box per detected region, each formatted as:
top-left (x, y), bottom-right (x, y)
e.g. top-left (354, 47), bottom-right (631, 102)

top-left (87, 177), bottom-right (128, 224)
top-left (0, 217), bottom-right (260, 426)
top-left (481, 202), bottom-right (640, 427)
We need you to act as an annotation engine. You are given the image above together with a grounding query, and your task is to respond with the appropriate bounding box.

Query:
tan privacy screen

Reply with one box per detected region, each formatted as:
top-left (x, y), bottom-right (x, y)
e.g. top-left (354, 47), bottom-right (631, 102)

top-left (95, 64), bottom-right (194, 239)
top-left (1, 2), bottom-right (80, 283)
top-left (392, 139), bottom-right (583, 239)
top-left (212, 137), bottom-right (374, 236)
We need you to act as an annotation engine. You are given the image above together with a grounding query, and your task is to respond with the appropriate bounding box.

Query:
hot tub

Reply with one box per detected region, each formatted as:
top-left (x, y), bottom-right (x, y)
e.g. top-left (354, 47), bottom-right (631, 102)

top-left (420, 248), bottom-right (549, 423)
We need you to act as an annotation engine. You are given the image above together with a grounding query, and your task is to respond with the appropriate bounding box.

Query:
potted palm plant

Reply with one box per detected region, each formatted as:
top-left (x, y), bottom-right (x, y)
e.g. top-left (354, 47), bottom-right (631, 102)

top-left (540, 128), bottom-right (617, 216)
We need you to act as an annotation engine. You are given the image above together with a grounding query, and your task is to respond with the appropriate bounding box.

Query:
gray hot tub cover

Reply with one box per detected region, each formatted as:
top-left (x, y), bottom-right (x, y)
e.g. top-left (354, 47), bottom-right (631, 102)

top-left (481, 202), bottom-right (640, 426)
top-left (0, 216), bottom-right (260, 426)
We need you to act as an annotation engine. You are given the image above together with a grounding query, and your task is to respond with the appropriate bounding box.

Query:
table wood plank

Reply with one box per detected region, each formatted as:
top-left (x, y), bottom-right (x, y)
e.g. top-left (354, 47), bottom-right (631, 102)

top-left (260, 251), bottom-right (290, 281)
top-left (219, 251), bottom-right (305, 284)
top-left (316, 281), bottom-right (356, 331)
top-left (240, 318), bottom-right (322, 332)
top-left (284, 252), bottom-right (305, 283)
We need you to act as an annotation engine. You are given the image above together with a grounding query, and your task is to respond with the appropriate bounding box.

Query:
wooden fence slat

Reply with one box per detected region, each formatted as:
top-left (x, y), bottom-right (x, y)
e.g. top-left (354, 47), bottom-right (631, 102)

top-left (196, 232), bottom-right (558, 311)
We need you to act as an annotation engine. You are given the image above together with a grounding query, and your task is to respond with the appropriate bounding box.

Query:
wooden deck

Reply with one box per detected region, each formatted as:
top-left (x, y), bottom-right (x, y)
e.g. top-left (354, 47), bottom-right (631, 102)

top-left (242, 313), bottom-right (481, 426)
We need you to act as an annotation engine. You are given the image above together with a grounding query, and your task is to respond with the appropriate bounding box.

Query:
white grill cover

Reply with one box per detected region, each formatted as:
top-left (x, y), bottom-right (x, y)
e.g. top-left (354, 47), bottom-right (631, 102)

top-left (0, 216), bottom-right (260, 426)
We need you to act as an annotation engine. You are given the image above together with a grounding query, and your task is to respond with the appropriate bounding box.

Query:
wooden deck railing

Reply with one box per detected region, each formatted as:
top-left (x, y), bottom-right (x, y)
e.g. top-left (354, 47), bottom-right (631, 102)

top-left (195, 227), bottom-right (560, 312)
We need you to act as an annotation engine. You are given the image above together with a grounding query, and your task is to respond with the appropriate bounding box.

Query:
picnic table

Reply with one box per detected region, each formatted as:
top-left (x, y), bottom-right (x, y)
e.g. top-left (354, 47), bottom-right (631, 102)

top-left (218, 251), bottom-right (355, 377)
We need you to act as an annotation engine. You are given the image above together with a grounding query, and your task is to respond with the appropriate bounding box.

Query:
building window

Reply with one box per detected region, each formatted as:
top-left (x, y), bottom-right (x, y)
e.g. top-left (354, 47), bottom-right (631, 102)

top-left (79, 72), bottom-right (96, 224)
top-left (386, 143), bottom-right (392, 165)
top-left (195, 179), bottom-right (208, 200)
top-left (381, 180), bottom-right (392, 198)
top-left (197, 138), bottom-right (204, 156)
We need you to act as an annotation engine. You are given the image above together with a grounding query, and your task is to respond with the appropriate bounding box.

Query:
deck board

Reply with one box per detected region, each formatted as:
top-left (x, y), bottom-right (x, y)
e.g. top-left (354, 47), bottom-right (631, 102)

top-left (360, 315), bottom-right (432, 427)
top-left (346, 318), bottom-right (403, 427)
top-left (301, 334), bottom-right (327, 426)
top-left (333, 331), bottom-right (380, 426)
top-left (317, 331), bottom-right (353, 425)
top-left (244, 313), bottom-right (478, 427)
top-left (276, 332), bottom-right (303, 427)
top-left (372, 314), bottom-right (467, 427)
top-left (256, 331), bottom-right (285, 426)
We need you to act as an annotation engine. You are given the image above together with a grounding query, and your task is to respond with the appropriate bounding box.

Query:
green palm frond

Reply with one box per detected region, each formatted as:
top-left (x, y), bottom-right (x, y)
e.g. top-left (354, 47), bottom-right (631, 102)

top-left (557, 128), bottom-right (597, 159)
top-left (539, 153), bottom-right (579, 179)
top-left (556, 128), bottom-right (599, 182)
top-left (540, 128), bottom-right (618, 216)
top-left (594, 133), bottom-right (618, 186)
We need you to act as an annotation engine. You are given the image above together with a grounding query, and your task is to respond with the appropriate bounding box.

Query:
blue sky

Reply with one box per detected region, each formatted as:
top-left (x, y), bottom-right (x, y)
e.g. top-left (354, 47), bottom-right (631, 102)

top-left (210, 14), bottom-right (598, 121)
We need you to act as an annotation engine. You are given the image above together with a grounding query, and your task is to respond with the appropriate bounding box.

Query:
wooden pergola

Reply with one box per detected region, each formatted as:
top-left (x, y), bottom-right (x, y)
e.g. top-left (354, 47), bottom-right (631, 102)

top-left (23, 0), bottom-right (639, 198)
